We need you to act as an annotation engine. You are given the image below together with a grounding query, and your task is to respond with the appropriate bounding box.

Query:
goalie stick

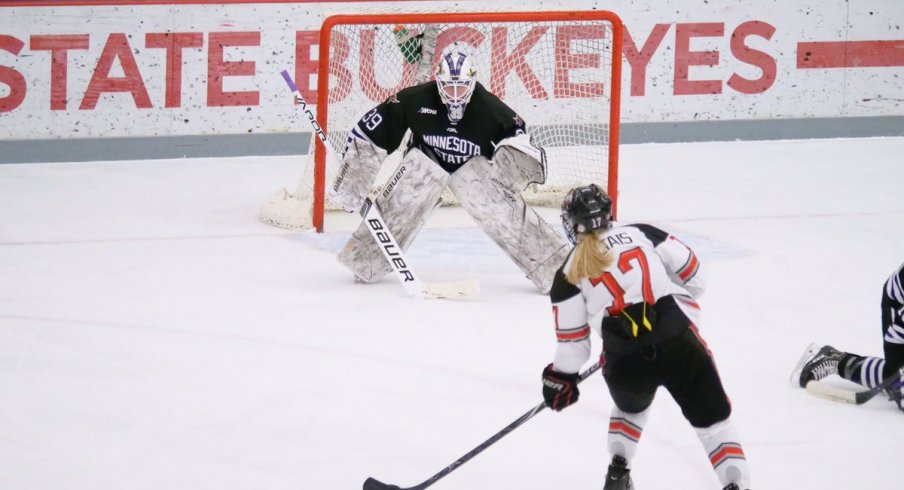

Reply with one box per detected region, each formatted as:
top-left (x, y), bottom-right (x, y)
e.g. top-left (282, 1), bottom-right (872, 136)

top-left (279, 70), bottom-right (478, 300)
top-left (362, 362), bottom-right (601, 490)
top-left (805, 367), bottom-right (903, 405)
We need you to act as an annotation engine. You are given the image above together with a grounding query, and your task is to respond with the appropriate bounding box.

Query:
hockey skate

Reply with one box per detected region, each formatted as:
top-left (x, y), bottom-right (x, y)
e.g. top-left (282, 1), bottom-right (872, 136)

top-left (603, 455), bottom-right (633, 490)
top-left (791, 342), bottom-right (844, 388)
top-left (723, 485), bottom-right (740, 490)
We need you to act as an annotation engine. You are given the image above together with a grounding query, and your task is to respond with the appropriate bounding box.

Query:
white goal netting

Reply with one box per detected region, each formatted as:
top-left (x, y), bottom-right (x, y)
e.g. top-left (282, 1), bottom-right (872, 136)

top-left (261, 10), bottom-right (622, 231)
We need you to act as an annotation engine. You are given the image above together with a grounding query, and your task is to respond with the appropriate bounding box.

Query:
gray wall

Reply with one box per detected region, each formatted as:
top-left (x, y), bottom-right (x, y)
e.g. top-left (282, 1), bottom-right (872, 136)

top-left (2, 116), bottom-right (902, 164)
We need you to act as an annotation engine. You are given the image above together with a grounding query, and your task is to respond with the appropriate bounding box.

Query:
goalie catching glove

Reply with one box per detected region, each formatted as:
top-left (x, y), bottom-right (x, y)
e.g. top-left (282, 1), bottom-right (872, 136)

top-left (491, 133), bottom-right (547, 189)
top-left (542, 363), bottom-right (581, 411)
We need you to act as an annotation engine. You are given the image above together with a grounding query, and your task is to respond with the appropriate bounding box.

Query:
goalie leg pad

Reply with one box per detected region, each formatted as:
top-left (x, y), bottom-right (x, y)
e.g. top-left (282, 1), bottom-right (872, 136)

top-left (338, 149), bottom-right (450, 283)
top-left (328, 130), bottom-right (389, 212)
top-left (448, 155), bottom-right (569, 293)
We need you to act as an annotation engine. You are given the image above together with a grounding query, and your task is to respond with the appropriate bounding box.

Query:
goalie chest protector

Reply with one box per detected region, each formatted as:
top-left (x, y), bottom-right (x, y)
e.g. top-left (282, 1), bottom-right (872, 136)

top-left (356, 81), bottom-right (528, 173)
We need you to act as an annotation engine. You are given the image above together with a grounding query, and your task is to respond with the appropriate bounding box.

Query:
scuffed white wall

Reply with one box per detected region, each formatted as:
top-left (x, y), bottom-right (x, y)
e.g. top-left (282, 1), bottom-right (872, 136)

top-left (0, 0), bottom-right (901, 139)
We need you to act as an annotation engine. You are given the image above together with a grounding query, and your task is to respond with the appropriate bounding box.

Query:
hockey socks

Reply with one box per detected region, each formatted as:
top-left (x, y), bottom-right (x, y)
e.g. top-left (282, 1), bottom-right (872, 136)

top-left (839, 354), bottom-right (887, 388)
top-left (607, 407), bottom-right (650, 465)
top-left (695, 418), bottom-right (751, 490)
top-left (839, 355), bottom-right (904, 409)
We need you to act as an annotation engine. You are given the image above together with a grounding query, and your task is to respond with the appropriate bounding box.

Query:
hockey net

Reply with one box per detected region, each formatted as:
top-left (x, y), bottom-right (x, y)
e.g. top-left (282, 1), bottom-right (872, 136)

top-left (261, 10), bottom-right (623, 232)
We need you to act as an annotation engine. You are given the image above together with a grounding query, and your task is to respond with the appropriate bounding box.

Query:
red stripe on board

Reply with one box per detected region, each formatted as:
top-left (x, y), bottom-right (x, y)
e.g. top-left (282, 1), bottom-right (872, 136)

top-left (0, 0), bottom-right (452, 6)
top-left (797, 40), bottom-right (904, 68)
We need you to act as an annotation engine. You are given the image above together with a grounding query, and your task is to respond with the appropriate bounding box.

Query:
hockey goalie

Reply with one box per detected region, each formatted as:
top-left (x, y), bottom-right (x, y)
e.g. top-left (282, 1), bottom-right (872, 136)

top-left (330, 42), bottom-right (570, 293)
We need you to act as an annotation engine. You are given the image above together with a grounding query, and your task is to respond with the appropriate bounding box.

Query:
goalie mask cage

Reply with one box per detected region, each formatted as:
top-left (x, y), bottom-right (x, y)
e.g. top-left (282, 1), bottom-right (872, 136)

top-left (262, 10), bottom-right (623, 232)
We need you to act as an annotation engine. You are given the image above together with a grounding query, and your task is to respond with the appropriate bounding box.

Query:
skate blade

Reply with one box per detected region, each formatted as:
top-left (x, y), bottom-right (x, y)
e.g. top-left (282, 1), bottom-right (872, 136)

top-left (790, 342), bottom-right (821, 388)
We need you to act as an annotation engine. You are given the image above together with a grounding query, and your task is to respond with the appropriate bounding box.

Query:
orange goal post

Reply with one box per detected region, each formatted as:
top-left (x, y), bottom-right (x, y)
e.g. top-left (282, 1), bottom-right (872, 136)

top-left (260, 10), bottom-right (623, 232)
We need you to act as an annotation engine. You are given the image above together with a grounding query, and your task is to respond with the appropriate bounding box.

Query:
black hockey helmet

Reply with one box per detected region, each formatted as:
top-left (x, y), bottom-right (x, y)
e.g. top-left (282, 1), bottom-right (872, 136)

top-left (561, 184), bottom-right (613, 244)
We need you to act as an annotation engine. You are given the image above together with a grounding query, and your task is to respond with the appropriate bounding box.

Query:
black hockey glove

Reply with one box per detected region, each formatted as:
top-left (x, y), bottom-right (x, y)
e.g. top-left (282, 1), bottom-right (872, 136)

top-left (542, 363), bottom-right (580, 411)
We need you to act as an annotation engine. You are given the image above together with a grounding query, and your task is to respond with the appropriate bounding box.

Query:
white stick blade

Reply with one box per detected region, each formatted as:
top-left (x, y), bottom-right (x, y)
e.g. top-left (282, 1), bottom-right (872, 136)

top-left (805, 381), bottom-right (857, 404)
top-left (422, 279), bottom-right (480, 300)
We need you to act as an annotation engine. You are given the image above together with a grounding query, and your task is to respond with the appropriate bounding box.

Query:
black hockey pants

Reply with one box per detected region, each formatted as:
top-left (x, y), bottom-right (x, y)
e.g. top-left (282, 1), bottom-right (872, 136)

top-left (602, 296), bottom-right (732, 428)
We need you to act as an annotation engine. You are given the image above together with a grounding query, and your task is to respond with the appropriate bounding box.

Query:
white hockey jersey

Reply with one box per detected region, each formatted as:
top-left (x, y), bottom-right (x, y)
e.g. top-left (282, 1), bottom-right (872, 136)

top-left (549, 223), bottom-right (705, 373)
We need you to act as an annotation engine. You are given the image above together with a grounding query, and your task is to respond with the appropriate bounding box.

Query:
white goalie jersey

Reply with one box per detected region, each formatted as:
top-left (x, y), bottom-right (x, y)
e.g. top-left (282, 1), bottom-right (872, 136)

top-left (549, 223), bottom-right (705, 373)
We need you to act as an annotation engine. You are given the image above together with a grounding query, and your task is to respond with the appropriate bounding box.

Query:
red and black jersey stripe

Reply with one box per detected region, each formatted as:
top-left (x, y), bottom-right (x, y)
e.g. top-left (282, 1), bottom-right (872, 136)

top-left (556, 324), bottom-right (590, 342)
top-left (677, 249), bottom-right (700, 282)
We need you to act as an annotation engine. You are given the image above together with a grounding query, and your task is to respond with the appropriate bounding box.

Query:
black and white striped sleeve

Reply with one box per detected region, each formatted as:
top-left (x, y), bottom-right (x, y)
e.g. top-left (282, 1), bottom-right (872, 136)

top-left (886, 263), bottom-right (904, 305)
top-left (883, 263), bottom-right (904, 344)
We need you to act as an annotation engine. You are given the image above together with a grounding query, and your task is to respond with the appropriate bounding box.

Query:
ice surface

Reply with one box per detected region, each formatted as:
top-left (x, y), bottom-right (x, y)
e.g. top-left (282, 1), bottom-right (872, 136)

top-left (1, 138), bottom-right (902, 489)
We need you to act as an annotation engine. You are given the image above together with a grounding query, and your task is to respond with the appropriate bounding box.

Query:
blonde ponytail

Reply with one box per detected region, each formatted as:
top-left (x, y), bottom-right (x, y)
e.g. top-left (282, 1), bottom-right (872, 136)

top-left (566, 231), bottom-right (614, 285)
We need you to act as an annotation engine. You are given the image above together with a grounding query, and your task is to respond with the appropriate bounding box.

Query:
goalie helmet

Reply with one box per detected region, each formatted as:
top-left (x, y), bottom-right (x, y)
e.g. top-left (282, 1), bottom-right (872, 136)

top-left (435, 42), bottom-right (477, 122)
top-left (561, 184), bottom-right (613, 245)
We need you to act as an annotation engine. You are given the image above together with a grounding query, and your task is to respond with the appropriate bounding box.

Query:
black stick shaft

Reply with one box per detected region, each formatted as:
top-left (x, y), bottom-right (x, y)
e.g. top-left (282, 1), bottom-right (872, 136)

top-left (854, 368), bottom-right (902, 404)
top-left (364, 362), bottom-right (601, 490)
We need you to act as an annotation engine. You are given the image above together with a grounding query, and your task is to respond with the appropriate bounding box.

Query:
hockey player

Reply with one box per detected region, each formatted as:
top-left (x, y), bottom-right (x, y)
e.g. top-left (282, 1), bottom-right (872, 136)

top-left (329, 41), bottom-right (569, 293)
top-left (791, 262), bottom-right (904, 411)
top-left (540, 185), bottom-right (752, 490)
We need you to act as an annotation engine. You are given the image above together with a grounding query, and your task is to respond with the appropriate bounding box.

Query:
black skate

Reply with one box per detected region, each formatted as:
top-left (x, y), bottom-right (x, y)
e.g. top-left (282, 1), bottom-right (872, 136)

top-left (791, 343), bottom-right (844, 388)
top-left (603, 455), bottom-right (633, 490)
top-left (723, 485), bottom-right (740, 490)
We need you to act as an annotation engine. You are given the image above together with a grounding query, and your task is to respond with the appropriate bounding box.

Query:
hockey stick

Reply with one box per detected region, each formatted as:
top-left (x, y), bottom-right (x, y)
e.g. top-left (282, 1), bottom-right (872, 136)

top-left (805, 367), bottom-right (902, 405)
top-left (280, 70), bottom-right (478, 300)
top-left (362, 362), bottom-right (601, 490)
top-left (358, 197), bottom-right (478, 299)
